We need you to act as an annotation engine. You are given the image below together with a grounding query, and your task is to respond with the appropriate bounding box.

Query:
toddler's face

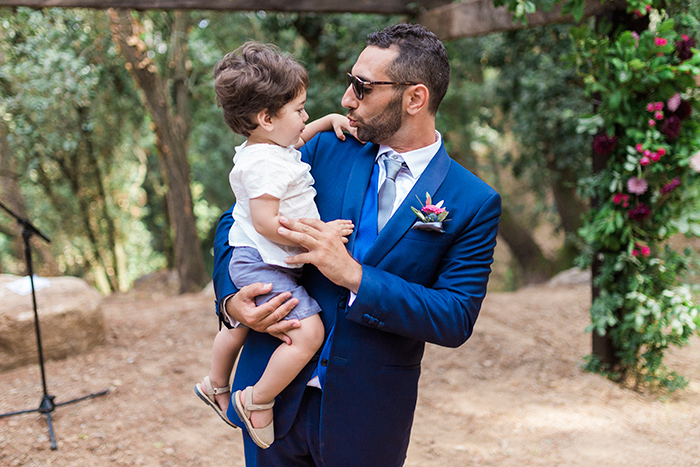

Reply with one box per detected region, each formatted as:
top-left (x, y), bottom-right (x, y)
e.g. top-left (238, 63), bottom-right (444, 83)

top-left (270, 90), bottom-right (309, 147)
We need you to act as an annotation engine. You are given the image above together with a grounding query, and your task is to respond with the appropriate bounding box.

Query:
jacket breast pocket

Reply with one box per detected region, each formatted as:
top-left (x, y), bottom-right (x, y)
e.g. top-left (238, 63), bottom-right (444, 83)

top-left (380, 231), bottom-right (455, 284)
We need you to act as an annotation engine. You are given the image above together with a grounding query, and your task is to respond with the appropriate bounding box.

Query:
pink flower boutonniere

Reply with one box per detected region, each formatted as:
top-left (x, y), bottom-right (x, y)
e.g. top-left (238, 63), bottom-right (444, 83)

top-left (411, 192), bottom-right (449, 233)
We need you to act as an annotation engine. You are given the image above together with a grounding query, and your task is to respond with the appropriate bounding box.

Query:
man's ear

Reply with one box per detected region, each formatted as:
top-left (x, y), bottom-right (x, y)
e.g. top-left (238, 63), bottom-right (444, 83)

top-left (405, 84), bottom-right (429, 116)
top-left (256, 109), bottom-right (274, 131)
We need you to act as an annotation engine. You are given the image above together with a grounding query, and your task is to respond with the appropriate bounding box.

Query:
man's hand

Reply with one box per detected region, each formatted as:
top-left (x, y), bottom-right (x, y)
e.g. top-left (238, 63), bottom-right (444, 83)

top-left (278, 216), bottom-right (363, 293)
top-left (225, 282), bottom-right (301, 344)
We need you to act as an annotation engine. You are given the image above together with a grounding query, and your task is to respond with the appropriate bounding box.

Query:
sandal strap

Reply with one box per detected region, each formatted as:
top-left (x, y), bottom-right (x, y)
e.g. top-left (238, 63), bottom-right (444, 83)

top-left (204, 376), bottom-right (230, 396)
top-left (244, 386), bottom-right (275, 412)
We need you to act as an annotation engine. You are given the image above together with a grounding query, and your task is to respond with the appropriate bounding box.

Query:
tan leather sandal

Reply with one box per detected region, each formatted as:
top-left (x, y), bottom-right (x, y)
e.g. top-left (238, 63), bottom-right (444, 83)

top-left (194, 376), bottom-right (238, 428)
top-left (233, 386), bottom-right (275, 449)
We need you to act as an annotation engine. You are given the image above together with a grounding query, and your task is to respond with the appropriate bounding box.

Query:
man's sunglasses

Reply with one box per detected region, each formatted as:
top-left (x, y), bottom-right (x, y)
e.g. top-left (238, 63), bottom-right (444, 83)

top-left (346, 73), bottom-right (418, 100)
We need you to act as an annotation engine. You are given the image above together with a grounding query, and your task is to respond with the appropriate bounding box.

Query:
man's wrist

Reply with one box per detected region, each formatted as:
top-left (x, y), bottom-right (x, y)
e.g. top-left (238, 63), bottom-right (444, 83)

top-left (343, 261), bottom-right (363, 294)
top-left (221, 294), bottom-right (242, 328)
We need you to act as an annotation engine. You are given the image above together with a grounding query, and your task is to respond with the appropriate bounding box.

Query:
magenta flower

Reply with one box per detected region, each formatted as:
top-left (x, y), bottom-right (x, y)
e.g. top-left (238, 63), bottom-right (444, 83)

top-left (649, 119), bottom-right (656, 127)
top-left (654, 110), bottom-right (664, 120)
top-left (422, 204), bottom-right (446, 215)
top-left (633, 243), bottom-right (651, 257)
top-left (651, 152), bottom-right (661, 162)
top-left (657, 147), bottom-right (666, 156)
top-left (628, 204), bottom-right (651, 221)
top-left (654, 102), bottom-right (664, 111)
top-left (627, 177), bottom-right (649, 195)
top-left (593, 133), bottom-right (617, 155)
top-left (640, 156), bottom-right (651, 166)
top-left (613, 193), bottom-right (630, 207)
top-left (661, 177), bottom-right (681, 194)
top-left (647, 102), bottom-right (656, 112)
top-left (655, 37), bottom-right (668, 47)
top-left (635, 143), bottom-right (644, 152)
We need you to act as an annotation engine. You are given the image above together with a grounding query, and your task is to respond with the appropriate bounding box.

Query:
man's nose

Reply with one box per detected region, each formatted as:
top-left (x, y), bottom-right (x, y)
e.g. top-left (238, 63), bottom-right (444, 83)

top-left (341, 85), bottom-right (357, 109)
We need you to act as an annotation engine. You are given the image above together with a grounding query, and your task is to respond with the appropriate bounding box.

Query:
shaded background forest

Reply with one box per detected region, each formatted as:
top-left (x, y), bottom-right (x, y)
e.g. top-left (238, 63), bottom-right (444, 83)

top-left (0, 7), bottom-right (594, 294)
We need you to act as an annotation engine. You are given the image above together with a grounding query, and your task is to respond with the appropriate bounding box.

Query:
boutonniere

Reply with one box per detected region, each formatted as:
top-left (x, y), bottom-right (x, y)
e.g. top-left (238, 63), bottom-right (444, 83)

top-left (411, 192), bottom-right (449, 233)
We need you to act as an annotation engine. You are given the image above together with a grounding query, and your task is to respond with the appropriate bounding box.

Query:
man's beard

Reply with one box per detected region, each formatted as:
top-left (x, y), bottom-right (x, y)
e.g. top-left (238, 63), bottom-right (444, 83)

top-left (352, 92), bottom-right (403, 144)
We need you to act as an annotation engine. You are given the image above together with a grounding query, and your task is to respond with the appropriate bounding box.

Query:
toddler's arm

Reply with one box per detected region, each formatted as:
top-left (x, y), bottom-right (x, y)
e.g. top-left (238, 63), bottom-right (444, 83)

top-left (249, 195), bottom-right (300, 247)
top-left (250, 196), bottom-right (355, 247)
top-left (295, 113), bottom-right (358, 149)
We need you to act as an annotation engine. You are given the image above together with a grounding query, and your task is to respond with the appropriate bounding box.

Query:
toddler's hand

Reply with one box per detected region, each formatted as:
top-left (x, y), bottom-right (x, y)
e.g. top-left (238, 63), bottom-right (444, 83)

top-left (327, 219), bottom-right (354, 244)
top-left (329, 114), bottom-right (361, 143)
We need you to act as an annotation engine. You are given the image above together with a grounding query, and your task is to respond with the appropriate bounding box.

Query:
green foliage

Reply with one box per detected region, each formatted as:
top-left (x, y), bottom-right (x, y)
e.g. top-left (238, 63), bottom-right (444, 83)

top-left (0, 8), bottom-right (164, 291)
top-left (572, 7), bottom-right (700, 389)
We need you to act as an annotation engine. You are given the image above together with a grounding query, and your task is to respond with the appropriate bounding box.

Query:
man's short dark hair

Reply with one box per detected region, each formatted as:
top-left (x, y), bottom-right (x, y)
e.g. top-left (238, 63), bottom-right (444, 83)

top-left (366, 23), bottom-right (450, 115)
top-left (214, 42), bottom-right (309, 137)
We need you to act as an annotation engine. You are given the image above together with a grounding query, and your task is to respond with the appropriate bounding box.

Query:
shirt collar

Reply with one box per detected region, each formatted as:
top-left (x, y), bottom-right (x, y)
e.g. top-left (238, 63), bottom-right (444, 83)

top-left (376, 130), bottom-right (442, 179)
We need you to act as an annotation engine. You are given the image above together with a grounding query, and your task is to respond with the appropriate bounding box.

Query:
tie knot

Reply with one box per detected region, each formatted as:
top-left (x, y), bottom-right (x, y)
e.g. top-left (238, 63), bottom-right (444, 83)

top-left (381, 154), bottom-right (404, 181)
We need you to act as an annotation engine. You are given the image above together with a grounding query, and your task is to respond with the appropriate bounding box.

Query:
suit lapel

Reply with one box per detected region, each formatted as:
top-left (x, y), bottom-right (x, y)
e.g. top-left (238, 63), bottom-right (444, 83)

top-left (362, 143), bottom-right (451, 268)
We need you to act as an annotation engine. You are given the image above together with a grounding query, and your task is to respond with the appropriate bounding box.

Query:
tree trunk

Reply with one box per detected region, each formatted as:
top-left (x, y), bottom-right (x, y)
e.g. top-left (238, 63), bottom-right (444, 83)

top-left (544, 150), bottom-right (586, 268)
top-left (108, 8), bottom-right (206, 293)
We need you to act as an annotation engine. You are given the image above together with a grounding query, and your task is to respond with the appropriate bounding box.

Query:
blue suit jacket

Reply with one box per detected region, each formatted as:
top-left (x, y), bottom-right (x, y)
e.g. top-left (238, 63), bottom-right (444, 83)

top-left (213, 132), bottom-right (501, 467)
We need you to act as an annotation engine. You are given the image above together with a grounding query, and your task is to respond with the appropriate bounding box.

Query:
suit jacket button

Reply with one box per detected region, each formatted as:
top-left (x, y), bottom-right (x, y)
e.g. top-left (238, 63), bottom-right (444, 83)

top-left (362, 314), bottom-right (371, 324)
top-left (321, 358), bottom-right (328, 367)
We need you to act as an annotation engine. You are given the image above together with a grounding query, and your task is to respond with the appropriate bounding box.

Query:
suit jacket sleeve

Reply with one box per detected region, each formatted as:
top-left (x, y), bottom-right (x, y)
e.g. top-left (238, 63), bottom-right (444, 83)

top-left (212, 206), bottom-right (237, 314)
top-left (347, 190), bottom-right (501, 348)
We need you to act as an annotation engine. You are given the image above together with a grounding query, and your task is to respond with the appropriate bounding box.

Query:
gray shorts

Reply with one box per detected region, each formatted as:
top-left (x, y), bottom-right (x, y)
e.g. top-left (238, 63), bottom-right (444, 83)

top-left (228, 246), bottom-right (321, 321)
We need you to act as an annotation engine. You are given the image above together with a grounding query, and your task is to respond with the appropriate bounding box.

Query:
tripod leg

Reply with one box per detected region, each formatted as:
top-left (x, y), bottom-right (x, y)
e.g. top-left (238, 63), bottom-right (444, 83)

top-left (44, 411), bottom-right (58, 450)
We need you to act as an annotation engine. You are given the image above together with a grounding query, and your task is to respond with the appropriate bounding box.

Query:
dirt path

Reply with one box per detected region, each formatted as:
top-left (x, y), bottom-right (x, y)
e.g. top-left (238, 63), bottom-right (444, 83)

top-left (1, 283), bottom-right (699, 466)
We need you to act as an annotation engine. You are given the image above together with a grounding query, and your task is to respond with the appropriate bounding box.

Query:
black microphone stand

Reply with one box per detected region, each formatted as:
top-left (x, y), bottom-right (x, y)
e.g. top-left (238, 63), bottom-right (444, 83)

top-left (0, 200), bottom-right (109, 450)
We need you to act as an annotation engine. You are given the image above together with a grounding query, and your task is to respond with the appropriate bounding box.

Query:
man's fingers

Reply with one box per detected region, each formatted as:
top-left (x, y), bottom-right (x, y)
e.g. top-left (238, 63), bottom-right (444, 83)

top-left (268, 319), bottom-right (301, 344)
top-left (239, 281), bottom-right (273, 300)
top-left (257, 293), bottom-right (297, 327)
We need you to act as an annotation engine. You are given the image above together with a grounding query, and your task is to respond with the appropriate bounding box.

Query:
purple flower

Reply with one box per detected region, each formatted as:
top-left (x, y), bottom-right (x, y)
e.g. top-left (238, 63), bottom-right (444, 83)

top-left (627, 177), bottom-right (649, 195)
top-left (675, 35), bottom-right (696, 61)
top-left (628, 203), bottom-right (651, 221)
top-left (660, 115), bottom-right (681, 139)
top-left (593, 133), bottom-right (617, 155)
top-left (673, 100), bottom-right (692, 120)
top-left (661, 177), bottom-right (681, 194)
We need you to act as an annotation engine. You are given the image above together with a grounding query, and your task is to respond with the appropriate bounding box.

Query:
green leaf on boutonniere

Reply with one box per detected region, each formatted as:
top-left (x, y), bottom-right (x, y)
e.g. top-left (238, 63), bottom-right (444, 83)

top-left (411, 206), bottom-right (427, 223)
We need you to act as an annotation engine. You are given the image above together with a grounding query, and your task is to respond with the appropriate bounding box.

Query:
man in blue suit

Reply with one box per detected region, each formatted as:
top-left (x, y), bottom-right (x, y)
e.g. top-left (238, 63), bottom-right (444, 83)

top-left (212, 23), bottom-right (501, 467)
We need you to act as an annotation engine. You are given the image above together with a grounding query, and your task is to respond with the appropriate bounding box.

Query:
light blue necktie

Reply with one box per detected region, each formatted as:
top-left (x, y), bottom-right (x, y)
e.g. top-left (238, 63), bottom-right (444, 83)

top-left (377, 154), bottom-right (406, 232)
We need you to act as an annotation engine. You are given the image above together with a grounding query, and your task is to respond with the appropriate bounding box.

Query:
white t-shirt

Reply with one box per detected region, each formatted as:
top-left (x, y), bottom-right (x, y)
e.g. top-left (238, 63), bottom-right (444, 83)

top-left (228, 142), bottom-right (320, 268)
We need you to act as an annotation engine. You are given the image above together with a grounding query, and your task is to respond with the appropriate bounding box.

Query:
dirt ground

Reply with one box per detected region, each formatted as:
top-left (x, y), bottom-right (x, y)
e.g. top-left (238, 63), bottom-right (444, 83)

top-left (1, 279), bottom-right (699, 467)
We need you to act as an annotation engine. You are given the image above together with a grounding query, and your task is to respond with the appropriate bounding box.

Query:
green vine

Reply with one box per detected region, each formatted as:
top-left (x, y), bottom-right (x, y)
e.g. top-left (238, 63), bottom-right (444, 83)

top-left (497, 0), bottom-right (700, 390)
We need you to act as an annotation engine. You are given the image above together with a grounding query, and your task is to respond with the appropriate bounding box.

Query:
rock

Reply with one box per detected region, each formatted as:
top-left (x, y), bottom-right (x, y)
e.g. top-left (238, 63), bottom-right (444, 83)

top-left (0, 274), bottom-right (105, 372)
top-left (547, 267), bottom-right (591, 287)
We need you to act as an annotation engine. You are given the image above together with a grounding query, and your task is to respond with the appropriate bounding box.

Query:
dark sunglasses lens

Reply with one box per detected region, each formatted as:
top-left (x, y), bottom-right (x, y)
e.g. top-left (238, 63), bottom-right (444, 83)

top-left (348, 74), bottom-right (363, 100)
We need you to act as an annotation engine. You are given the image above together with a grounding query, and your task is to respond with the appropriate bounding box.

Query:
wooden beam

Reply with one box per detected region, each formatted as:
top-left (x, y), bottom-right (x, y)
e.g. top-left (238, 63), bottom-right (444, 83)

top-left (0, 0), bottom-right (452, 14)
top-left (418, 0), bottom-right (626, 39)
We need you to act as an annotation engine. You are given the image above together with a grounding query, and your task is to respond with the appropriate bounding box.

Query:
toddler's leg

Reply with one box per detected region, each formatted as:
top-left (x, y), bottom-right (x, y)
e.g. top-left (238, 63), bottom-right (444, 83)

top-left (240, 313), bottom-right (324, 430)
top-left (205, 327), bottom-right (248, 412)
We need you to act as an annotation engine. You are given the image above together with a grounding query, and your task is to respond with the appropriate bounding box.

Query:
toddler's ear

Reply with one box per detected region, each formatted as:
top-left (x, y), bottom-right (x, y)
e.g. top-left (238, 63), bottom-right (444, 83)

top-left (256, 109), bottom-right (274, 131)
